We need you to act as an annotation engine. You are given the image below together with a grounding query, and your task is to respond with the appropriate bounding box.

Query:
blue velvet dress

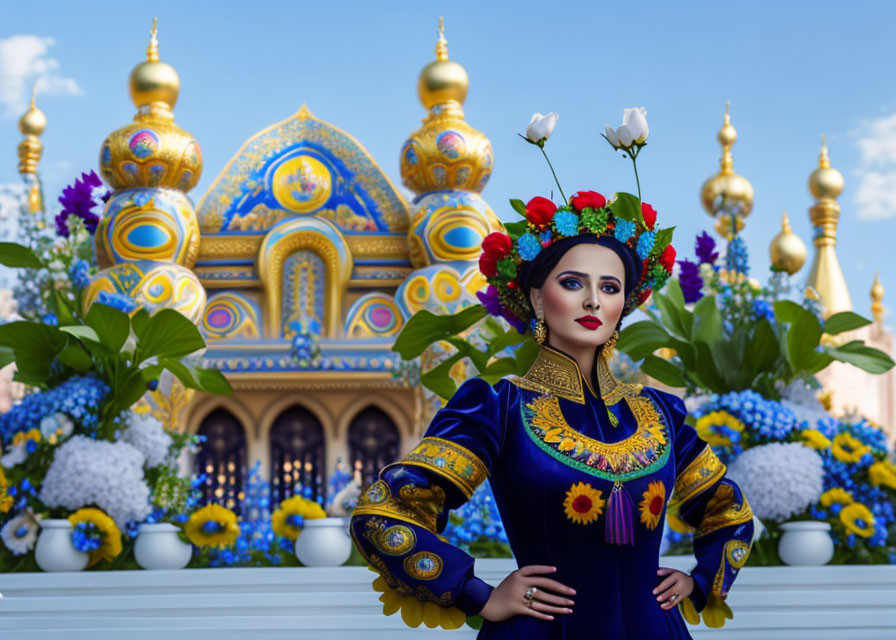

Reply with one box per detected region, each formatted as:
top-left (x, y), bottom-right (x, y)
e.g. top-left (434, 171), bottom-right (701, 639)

top-left (351, 345), bottom-right (754, 639)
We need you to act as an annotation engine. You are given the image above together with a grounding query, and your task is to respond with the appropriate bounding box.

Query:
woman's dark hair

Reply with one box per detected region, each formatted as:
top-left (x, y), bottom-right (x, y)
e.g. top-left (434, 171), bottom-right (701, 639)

top-left (517, 234), bottom-right (642, 332)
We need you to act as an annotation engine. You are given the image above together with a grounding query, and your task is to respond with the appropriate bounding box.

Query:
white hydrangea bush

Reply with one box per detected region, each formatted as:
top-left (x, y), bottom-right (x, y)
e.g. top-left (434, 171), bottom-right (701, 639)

top-left (38, 435), bottom-right (152, 527)
top-left (727, 442), bottom-right (824, 523)
top-left (122, 411), bottom-right (172, 468)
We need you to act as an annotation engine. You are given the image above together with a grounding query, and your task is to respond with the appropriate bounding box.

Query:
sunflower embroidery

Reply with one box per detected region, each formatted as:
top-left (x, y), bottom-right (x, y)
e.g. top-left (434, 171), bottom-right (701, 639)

top-left (639, 480), bottom-right (665, 530)
top-left (563, 482), bottom-right (605, 525)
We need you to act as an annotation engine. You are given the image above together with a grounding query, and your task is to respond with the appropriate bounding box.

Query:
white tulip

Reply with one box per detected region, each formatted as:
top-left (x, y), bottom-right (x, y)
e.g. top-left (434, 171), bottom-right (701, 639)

top-left (622, 107), bottom-right (649, 144)
top-left (604, 124), bottom-right (620, 149)
top-left (526, 112), bottom-right (558, 143)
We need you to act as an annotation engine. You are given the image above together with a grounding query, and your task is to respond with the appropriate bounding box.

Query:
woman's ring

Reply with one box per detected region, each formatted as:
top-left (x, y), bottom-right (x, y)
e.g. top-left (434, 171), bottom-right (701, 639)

top-left (524, 586), bottom-right (537, 604)
top-left (669, 593), bottom-right (678, 602)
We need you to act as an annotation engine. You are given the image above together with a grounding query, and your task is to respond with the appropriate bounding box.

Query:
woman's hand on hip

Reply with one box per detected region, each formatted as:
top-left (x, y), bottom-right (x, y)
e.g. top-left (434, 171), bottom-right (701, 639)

top-left (654, 567), bottom-right (694, 610)
top-left (479, 565), bottom-right (576, 623)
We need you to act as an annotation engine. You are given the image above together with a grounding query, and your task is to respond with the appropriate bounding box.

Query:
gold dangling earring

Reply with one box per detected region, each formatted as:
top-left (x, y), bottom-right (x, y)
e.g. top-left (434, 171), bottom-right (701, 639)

top-left (534, 317), bottom-right (547, 345)
top-left (602, 331), bottom-right (618, 360)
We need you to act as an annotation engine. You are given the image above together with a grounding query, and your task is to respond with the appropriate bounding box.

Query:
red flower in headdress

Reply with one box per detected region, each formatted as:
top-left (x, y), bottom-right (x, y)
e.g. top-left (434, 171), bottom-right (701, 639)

top-left (479, 232), bottom-right (512, 277)
top-left (570, 190), bottom-right (606, 211)
top-left (641, 202), bottom-right (657, 230)
top-left (525, 196), bottom-right (557, 229)
top-left (659, 244), bottom-right (676, 272)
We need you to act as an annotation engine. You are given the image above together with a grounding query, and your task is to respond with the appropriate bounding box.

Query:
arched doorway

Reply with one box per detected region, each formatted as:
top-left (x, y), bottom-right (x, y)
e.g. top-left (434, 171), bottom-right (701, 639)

top-left (196, 409), bottom-right (247, 514)
top-left (348, 406), bottom-right (399, 488)
top-left (269, 406), bottom-right (325, 505)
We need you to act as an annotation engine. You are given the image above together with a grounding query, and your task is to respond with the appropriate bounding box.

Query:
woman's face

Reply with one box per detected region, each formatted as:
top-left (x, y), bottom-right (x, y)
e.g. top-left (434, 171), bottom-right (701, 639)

top-left (529, 242), bottom-right (626, 354)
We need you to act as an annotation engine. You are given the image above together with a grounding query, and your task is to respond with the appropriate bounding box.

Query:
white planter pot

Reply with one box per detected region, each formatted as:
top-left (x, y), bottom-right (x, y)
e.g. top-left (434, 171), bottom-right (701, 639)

top-left (778, 520), bottom-right (835, 566)
top-left (34, 518), bottom-right (89, 572)
top-left (134, 523), bottom-right (193, 570)
top-left (294, 516), bottom-right (352, 567)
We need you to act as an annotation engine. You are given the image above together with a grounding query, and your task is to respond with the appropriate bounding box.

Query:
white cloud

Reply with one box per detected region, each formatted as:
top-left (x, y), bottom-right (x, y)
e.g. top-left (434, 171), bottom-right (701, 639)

top-left (854, 169), bottom-right (896, 220)
top-left (0, 35), bottom-right (81, 118)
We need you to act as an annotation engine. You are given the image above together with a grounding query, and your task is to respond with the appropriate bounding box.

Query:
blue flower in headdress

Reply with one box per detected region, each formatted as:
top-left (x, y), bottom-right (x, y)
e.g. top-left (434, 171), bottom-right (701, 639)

top-left (552, 210), bottom-right (580, 237)
top-left (636, 231), bottom-right (656, 260)
top-left (614, 219), bottom-right (636, 243)
top-left (517, 233), bottom-right (542, 261)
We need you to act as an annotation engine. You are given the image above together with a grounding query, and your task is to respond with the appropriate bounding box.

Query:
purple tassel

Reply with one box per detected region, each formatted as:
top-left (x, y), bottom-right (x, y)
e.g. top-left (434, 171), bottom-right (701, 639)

top-left (605, 481), bottom-right (635, 546)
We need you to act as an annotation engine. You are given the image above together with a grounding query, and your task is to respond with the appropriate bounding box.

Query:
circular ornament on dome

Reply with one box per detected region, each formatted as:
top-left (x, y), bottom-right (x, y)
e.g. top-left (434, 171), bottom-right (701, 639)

top-left (403, 142), bottom-right (419, 166)
top-left (272, 155), bottom-right (333, 213)
top-left (129, 129), bottom-right (160, 160)
top-left (436, 130), bottom-right (466, 159)
top-left (366, 303), bottom-right (397, 333)
top-left (101, 145), bottom-right (112, 167)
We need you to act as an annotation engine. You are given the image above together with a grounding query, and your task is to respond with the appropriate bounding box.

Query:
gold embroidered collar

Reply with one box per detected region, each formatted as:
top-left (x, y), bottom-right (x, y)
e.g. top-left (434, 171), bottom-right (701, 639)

top-left (512, 344), bottom-right (642, 405)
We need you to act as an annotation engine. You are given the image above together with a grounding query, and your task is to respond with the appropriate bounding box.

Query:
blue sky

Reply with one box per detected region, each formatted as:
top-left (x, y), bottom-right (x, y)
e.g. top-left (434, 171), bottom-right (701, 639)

top-left (1, 0), bottom-right (894, 324)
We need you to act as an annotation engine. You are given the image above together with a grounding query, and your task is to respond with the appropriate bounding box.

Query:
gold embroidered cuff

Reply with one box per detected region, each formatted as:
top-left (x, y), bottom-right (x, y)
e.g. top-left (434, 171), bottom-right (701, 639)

top-left (383, 437), bottom-right (489, 500)
top-left (675, 444), bottom-right (726, 505)
top-left (695, 482), bottom-right (754, 539)
top-left (353, 479), bottom-right (441, 533)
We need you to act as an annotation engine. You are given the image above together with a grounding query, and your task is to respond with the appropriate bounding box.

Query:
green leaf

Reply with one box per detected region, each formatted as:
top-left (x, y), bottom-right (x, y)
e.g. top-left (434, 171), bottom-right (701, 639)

top-left (503, 220), bottom-right (529, 240)
top-left (134, 309), bottom-right (206, 360)
top-left (664, 278), bottom-right (685, 308)
top-left (691, 295), bottom-right (722, 347)
top-left (824, 311), bottom-right (872, 335)
top-left (420, 352), bottom-right (464, 400)
top-left (745, 319), bottom-right (781, 377)
top-left (132, 308), bottom-right (150, 336)
top-left (653, 290), bottom-right (692, 341)
top-left (57, 339), bottom-right (94, 373)
top-left (0, 321), bottom-right (65, 382)
top-left (445, 337), bottom-right (489, 373)
top-left (391, 305), bottom-right (487, 360)
top-left (651, 227), bottom-right (675, 257)
top-left (0, 346), bottom-right (14, 369)
top-left (609, 192), bottom-right (644, 226)
top-left (478, 357), bottom-right (519, 383)
top-left (195, 367), bottom-right (233, 396)
top-left (693, 341), bottom-right (727, 393)
top-left (640, 355), bottom-right (686, 388)
top-left (825, 341), bottom-right (896, 374)
top-left (85, 303), bottom-right (130, 352)
top-left (509, 198), bottom-right (527, 216)
top-left (59, 325), bottom-right (101, 343)
top-left (0, 242), bottom-right (44, 269)
top-left (617, 321), bottom-right (671, 360)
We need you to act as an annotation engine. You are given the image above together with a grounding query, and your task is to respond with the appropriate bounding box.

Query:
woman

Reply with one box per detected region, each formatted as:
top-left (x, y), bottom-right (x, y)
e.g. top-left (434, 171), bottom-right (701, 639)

top-left (350, 190), bottom-right (754, 639)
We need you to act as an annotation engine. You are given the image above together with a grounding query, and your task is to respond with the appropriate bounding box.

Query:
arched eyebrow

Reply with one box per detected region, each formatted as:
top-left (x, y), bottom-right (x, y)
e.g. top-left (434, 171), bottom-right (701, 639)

top-left (556, 270), bottom-right (622, 285)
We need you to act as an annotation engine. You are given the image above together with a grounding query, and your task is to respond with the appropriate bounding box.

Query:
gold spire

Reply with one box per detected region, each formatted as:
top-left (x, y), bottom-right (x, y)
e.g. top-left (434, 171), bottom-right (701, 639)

top-left (17, 84), bottom-right (46, 213)
top-left (769, 211), bottom-right (807, 275)
top-left (806, 134), bottom-right (851, 317)
top-left (401, 17), bottom-right (492, 195)
top-left (417, 16), bottom-right (469, 110)
top-left (128, 17), bottom-right (180, 117)
top-left (871, 272), bottom-right (884, 324)
top-left (101, 18), bottom-right (200, 192)
top-left (700, 101), bottom-right (754, 238)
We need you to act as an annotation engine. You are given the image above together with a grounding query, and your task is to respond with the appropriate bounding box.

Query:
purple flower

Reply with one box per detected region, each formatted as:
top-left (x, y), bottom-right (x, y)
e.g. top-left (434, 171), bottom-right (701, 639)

top-left (55, 171), bottom-right (109, 237)
top-left (677, 259), bottom-right (704, 303)
top-left (695, 231), bottom-right (719, 265)
top-left (476, 285), bottom-right (503, 318)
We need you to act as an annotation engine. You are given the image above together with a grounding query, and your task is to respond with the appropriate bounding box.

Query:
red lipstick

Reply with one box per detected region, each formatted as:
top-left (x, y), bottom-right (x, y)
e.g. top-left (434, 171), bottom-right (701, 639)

top-left (575, 315), bottom-right (602, 330)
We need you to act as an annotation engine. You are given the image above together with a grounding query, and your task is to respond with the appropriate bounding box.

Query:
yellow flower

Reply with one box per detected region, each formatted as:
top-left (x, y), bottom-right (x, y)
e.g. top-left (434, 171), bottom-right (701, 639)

top-left (639, 481), bottom-right (666, 530)
top-left (869, 460), bottom-right (896, 490)
top-left (185, 504), bottom-right (240, 548)
top-left (271, 495), bottom-right (327, 542)
top-left (819, 488), bottom-right (853, 507)
top-left (0, 466), bottom-right (13, 513)
top-left (800, 429), bottom-right (831, 450)
top-left (695, 411), bottom-right (744, 447)
top-left (840, 502), bottom-right (876, 538)
top-left (68, 507), bottom-right (122, 566)
top-left (12, 429), bottom-right (41, 447)
top-left (831, 433), bottom-right (871, 464)
top-left (563, 482), bottom-right (605, 525)
top-left (370, 570), bottom-right (466, 629)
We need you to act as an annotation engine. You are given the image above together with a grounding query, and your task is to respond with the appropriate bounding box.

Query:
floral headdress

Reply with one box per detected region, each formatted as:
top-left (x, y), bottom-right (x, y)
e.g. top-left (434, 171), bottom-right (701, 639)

top-left (477, 109), bottom-right (676, 333)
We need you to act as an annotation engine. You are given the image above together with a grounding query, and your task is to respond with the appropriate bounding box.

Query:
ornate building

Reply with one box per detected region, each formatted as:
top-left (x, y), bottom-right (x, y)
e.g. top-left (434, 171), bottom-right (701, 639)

top-left (74, 19), bottom-right (500, 508)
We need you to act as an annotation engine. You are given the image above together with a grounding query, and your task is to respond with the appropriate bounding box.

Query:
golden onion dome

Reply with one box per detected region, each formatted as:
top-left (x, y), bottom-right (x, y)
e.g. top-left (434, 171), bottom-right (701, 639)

top-left (129, 18), bottom-right (179, 113)
top-left (99, 18), bottom-right (201, 193)
top-left (401, 18), bottom-right (493, 195)
top-left (18, 86), bottom-right (46, 136)
top-left (418, 17), bottom-right (469, 109)
top-left (769, 211), bottom-right (807, 275)
top-left (809, 134), bottom-right (844, 200)
top-left (700, 101), bottom-right (754, 219)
